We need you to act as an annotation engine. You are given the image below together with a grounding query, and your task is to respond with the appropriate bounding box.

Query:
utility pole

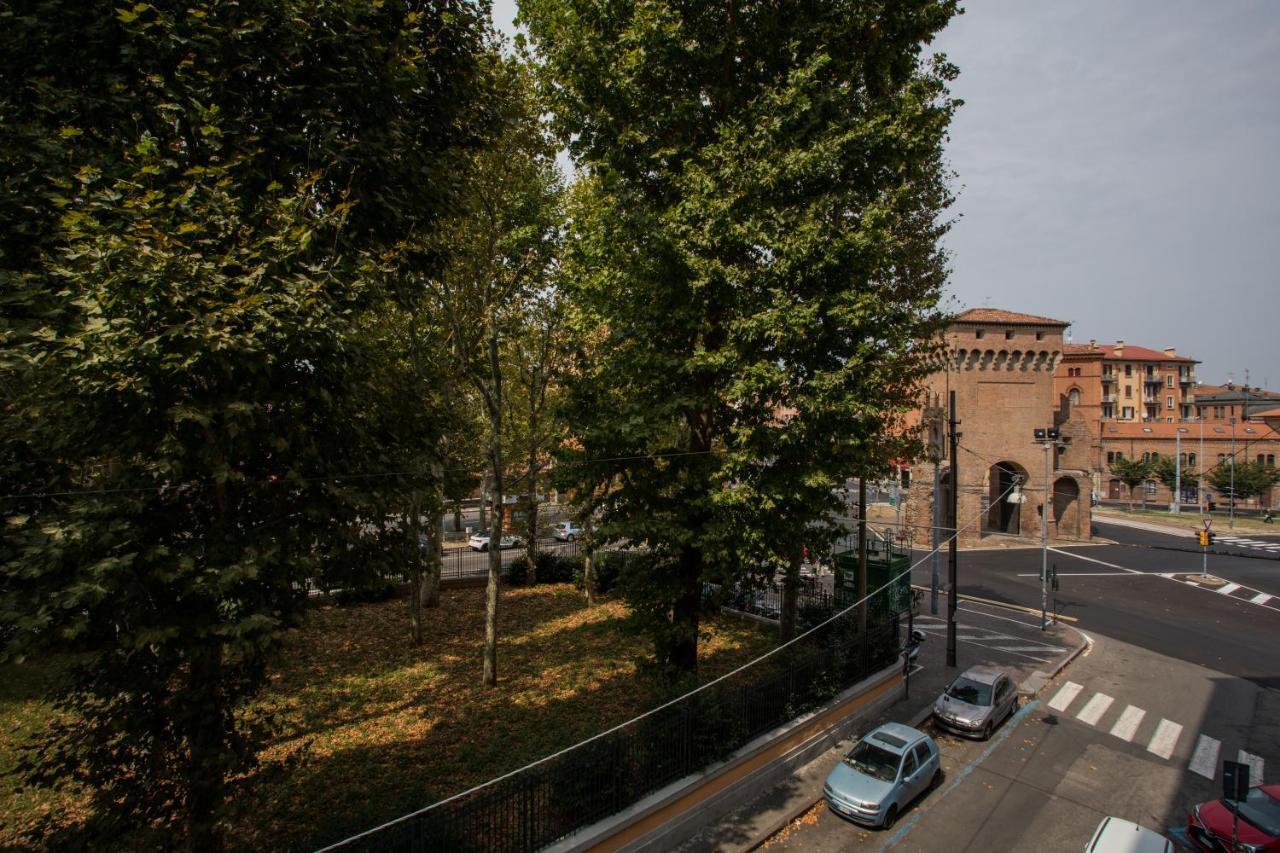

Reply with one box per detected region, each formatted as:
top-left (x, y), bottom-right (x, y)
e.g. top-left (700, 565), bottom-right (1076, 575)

top-left (947, 390), bottom-right (959, 668)
top-left (1173, 428), bottom-right (1182, 514)
top-left (931, 453), bottom-right (941, 616)
top-left (1230, 416), bottom-right (1237, 531)
top-left (1041, 439), bottom-right (1050, 630)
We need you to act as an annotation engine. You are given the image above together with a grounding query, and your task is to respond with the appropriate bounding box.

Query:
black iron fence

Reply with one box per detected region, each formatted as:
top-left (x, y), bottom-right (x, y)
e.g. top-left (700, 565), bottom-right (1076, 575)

top-left (318, 588), bottom-right (900, 852)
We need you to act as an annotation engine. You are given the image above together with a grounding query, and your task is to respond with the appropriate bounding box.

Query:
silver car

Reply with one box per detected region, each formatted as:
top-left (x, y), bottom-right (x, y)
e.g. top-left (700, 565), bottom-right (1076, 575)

top-left (932, 666), bottom-right (1018, 739)
top-left (822, 722), bottom-right (941, 829)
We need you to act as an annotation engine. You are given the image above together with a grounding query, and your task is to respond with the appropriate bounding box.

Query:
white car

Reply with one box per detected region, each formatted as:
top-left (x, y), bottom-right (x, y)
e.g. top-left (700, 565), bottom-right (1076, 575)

top-left (552, 521), bottom-right (583, 541)
top-left (468, 531), bottom-right (521, 552)
top-left (1084, 817), bottom-right (1172, 853)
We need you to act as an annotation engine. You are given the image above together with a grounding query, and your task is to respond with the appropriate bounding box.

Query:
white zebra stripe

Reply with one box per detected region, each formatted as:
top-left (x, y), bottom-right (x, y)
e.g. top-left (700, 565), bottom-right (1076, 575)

top-left (1048, 681), bottom-right (1084, 712)
top-left (1076, 693), bottom-right (1114, 726)
top-left (1238, 750), bottom-right (1265, 785)
top-left (1147, 719), bottom-right (1183, 760)
top-left (1108, 705), bottom-right (1146, 742)
top-left (1188, 734), bottom-right (1221, 779)
top-left (1217, 583), bottom-right (1241, 595)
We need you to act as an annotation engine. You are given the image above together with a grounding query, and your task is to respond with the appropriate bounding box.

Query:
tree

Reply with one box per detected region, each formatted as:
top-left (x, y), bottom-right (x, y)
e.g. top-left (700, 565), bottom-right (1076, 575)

top-left (0, 1), bottom-right (486, 847)
top-left (1109, 457), bottom-right (1152, 510)
top-left (1208, 460), bottom-right (1280, 505)
top-left (424, 51), bottom-right (563, 686)
top-left (1149, 456), bottom-right (1196, 505)
top-left (525, 0), bottom-right (959, 674)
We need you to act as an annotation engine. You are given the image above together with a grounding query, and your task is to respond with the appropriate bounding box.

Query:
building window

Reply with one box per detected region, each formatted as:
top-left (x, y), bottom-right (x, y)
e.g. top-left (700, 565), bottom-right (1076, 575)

top-left (1124, 364), bottom-right (1132, 377)
top-left (1144, 480), bottom-right (1157, 495)
top-left (1103, 365), bottom-right (1113, 377)
top-left (1218, 453), bottom-right (1226, 463)
top-left (1036, 331), bottom-right (1045, 340)
top-left (975, 329), bottom-right (985, 339)
top-left (1122, 406), bottom-right (1134, 419)
top-left (1214, 406), bottom-right (1224, 418)
top-left (1125, 386), bottom-right (1132, 399)
top-left (1069, 389), bottom-right (1081, 406)
top-left (1188, 453), bottom-right (1196, 467)
top-left (1107, 451), bottom-right (1123, 464)
top-left (1166, 375), bottom-right (1174, 388)
top-left (1268, 455), bottom-right (1276, 467)
top-left (1166, 395), bottom-right (1174, 409)
top-left (1005, 330), bottom-right (1015, 340)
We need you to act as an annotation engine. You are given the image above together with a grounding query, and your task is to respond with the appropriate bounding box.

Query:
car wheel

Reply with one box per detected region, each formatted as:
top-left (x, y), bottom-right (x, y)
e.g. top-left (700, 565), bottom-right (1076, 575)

top-left (983, 720), bottom-right (993, 740)
top-left (567, 534), bottom-right (575, 542)
top-left (480, 544), bottom-right (488, 553)
top-left (882, 804), bottom-right (899, 829)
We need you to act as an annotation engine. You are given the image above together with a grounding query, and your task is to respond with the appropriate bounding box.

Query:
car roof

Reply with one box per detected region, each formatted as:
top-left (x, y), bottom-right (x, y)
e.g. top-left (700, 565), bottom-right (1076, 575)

top-left (864, 722), bottom-right (926, 754)
top-left (1085, 817), bottom-right (1171, 853)
top-left (958, 666), bottom-right (1006, 685)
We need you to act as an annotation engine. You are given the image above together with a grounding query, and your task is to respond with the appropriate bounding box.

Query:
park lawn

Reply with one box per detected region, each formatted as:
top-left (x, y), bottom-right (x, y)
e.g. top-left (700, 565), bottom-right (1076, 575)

top-left (1, 584), bottom-right (776, 851)
top-left (1095, 506), bottom-right (1277, 535)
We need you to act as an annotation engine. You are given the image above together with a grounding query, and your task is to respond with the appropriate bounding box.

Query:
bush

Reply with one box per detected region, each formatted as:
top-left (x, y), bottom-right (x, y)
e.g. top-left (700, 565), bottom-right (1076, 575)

top-left (507, 551), bottom-right (583, 587)
top-left (574, 550), bottom-right (623, 595)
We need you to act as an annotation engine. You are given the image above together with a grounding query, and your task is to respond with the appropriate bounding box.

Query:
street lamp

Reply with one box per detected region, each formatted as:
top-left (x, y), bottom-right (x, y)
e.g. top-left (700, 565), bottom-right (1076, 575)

top-left (1174, 427), bottom-right (1189, 514)
top-left (1230, 416), bottom-right (1237, 531)
top-left (1032, 426), bottom-right (1063, 630)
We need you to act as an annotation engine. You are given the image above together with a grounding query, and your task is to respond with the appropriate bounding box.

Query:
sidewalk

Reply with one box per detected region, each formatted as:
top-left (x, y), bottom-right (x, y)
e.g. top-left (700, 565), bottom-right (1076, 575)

top-left (677, 600), bottom-right (1089, 852)
top-left (1092, 510), bottom-right (1196, 538)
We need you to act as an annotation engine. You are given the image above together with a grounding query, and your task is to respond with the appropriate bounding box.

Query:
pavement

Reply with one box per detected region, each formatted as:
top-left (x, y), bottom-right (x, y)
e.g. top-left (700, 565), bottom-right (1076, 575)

top-left (675, 598), bottom-right (1088, 853)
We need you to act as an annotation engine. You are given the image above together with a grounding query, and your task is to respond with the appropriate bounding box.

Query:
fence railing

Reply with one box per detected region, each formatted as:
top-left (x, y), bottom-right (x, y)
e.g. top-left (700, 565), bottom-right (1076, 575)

top-left (318, 588), bottom-right (901, 852)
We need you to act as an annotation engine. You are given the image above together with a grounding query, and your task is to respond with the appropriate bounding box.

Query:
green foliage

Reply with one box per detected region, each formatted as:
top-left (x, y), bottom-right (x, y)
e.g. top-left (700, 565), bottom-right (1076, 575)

top-left (1208, 460), bottom-right (1280, 502)
top-left (525, 0), bottom-right (960, 674)
top-left (0, 0), bottom-right (487, 845)
top-left (1150, 456), bottom-right (1196, 492)
top-left (507, 551), bottom-right (581, 586)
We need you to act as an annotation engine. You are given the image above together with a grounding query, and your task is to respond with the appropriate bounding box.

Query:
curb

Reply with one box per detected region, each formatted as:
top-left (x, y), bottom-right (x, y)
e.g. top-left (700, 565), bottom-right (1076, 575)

top-left (911, 585), bottom-right (1080, 623)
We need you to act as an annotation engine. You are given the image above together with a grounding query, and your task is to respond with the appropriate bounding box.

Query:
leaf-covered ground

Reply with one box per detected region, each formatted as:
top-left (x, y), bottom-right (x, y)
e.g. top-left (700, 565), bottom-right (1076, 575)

top-left (1, 585), bottom-right (774, 851)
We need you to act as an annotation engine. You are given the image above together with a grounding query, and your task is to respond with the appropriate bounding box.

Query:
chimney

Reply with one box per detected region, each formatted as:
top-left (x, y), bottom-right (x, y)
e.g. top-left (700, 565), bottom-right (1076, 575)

top-left (1089, 339), bottom-right (1096, 348)
top-left (1113, 340), bottom-right (1124, 356)
top-left (1163, 347), bottom-right (1177, 357)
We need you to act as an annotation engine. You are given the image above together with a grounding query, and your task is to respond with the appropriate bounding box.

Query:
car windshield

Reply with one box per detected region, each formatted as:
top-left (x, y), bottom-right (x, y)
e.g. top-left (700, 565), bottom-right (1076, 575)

top-left (945, 676), bottom-right (993, 706)
top-left (843, 740), bottom-right (900, 782)
top-left (1226, 788), bottom-right (1280, 837)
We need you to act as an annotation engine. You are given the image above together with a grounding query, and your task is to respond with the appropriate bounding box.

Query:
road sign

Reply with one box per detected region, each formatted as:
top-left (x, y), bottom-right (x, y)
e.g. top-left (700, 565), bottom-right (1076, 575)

top-left (1204, 517), bottom-right (1213, 530)
top-left (1223, 759), bottom-right (1251, 801)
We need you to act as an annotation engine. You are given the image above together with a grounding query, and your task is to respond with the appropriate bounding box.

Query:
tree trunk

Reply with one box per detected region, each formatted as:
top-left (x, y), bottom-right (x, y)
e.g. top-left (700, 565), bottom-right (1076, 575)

top-left (670, 541), bottom-right (701, 677)
top-left (423, 470), bottom-right (444, 610)
top-left (779, 552), bottom-right (802, 643)
top-left (186, 645), bottom-right (226, 853)
top-left (483, 324), bottom-right (503, 687)
top-left (408, 490), bottom-right (424, 645)
top-left (479, 473), bottom-right (489, 531)
top-left (452, 502), bottom-right (462, 532)
top-left (583, 546), bottom-right (596, 607)
top-left (525, 436), bottom-right (539, 584)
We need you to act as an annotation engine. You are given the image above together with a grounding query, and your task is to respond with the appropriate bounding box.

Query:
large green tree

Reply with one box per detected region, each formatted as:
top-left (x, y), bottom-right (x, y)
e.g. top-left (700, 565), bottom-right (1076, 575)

top-left (0, 1), bottom-right (486, 847)
top-left (526, 0), bottom-right (959, 674)
top-left (1109, 456), bottom-right (1152, 510)
top-left (1208, 459), bottom-right (1280, 504)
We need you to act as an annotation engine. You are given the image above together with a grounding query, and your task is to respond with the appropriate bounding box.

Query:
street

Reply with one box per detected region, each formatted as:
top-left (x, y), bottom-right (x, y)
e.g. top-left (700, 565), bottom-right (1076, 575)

top-left (750, 518), bottom-right (1279, 852)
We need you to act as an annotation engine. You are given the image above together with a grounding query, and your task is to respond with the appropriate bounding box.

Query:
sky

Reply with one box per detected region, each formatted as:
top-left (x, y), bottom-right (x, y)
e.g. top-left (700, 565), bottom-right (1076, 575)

top-left (491, 1), bottom-right (1280, 388)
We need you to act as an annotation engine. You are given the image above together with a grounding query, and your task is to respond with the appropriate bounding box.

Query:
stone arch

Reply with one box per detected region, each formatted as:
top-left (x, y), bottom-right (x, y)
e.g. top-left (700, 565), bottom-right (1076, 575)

top-left (1053, 476), bottom-right (1081, 539)
top-left (1067, 386), bottom-right (1082, 407)
top-left (986, 460), bottom-right (1028, 536)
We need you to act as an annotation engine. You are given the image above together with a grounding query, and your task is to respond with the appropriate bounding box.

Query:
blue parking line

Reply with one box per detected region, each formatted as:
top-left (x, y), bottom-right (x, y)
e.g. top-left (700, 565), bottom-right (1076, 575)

top-left (878, 700), bottom-right (1042, 851)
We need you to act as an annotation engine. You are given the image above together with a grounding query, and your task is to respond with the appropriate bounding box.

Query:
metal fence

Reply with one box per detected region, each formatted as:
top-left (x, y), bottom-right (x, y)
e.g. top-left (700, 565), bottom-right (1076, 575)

top-left (319, 587), bottom-right (901, 852)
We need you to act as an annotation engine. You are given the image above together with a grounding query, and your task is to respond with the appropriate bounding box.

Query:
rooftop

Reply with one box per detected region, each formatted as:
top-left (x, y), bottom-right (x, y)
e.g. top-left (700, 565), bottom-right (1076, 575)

top-left (952, 308), bottom-right (1069, 327)
top-left (1100, 421), bottom-right (1280, 439)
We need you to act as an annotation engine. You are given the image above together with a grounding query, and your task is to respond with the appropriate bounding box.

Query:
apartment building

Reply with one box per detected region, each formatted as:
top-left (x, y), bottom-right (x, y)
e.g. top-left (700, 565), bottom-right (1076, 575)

top-left (1055, 340), bottom-right (1198, 427)
top-left (1192, 382), bottom-right (1280, 425)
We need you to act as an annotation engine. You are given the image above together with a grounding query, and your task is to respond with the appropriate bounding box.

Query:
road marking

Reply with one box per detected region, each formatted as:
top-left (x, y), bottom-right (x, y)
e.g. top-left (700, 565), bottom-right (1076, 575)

top-left (1252, 593), bottom-right (1273, 605)
top-left (1076, 692), bottom-right (1114, 726)
top-left (1147, 719), bottom-right (1183, 760)
top-left (1217, 583), bottom-right (1241, 596)
top-left (1048, 681), bottom-right (1084, 712)
top-left (913, 627), bottom-right (1053, 663)
top-left (1047, 548), bottom-right (1143, 574)
top-left (1239, 750), bottom-right (1265, 784)
top-left (992, 645), bottom-right (1068, 652)
top-left (1109, 705), bottom-right (1146, 742)
top-left (1015, 571), bottom-right (1148, 577)
top-left (1188, 735), bottom-right (1221, 779)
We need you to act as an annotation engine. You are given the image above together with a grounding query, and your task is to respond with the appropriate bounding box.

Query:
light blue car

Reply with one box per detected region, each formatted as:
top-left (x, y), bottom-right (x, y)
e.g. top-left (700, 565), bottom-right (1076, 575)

top-left (822, 722), bottom-right (941, 829)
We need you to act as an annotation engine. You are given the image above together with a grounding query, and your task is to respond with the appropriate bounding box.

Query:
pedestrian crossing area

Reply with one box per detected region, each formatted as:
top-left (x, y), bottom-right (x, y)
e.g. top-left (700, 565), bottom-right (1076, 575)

top-left (912, 613), bottom-right (1070, 664)
top-left (1213, 533), bottom-right (1280, 555)
top-left (1159, 572), bottom-right (1279, 610)
top-left (1046, 680), bottom-right (1268, 783)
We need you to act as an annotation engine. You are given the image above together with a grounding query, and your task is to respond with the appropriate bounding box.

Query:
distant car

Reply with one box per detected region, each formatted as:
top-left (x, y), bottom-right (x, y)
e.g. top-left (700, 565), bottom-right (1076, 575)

top-left (468, 531), bottom-right (521, 552)
top-left (1187, 784), bottom-right (1280, 852)
top-left (552, 521), bottom-right (583, 542)
top-left (1085, 817), bottom-right (1173, 852)
top-left (822, 722), bottom-right (940, 829)
top-left (932, 666), bottom-right (1018, 740)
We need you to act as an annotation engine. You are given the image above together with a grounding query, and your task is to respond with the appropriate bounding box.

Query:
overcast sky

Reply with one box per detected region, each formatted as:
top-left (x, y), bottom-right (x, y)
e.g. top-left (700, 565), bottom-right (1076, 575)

top-left (493, 1), bottom-right (1279, 388)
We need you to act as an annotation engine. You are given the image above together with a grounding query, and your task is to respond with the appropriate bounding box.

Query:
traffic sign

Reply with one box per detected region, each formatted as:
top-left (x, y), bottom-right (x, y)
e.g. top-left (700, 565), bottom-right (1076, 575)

top-left (1223, 759), bottom-right (1251, 801)
top-left (1203, 517), bottom-right (1212, 530)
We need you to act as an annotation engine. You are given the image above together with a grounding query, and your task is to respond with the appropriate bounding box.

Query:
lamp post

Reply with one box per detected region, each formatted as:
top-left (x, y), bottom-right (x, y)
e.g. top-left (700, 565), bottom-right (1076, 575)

top-left (1174, 427), bottom-right (1188, 513)
top-left (1230, 416), bottom-right (1237, 531)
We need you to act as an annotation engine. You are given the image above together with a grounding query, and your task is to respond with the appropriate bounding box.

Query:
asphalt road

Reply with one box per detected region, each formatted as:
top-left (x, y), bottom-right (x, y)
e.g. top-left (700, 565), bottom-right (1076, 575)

top-left (909, 524), bottom-right (1280, 688)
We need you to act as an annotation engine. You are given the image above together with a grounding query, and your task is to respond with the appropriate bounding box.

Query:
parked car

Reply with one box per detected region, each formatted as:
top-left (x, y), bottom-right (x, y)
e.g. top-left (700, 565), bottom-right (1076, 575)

top-left (552, 521), bottom-right (583, 542)
top-left (822, 722), bottom-right (940, 829)
top-left (1085, 816), bottom-right (1173, 852)
top-left (468, 530), bottom-right (522, 552)
top-left (932, 666), bottom-right (1018, 740)
top-left (1187, 784), bottom-right (1280, 852)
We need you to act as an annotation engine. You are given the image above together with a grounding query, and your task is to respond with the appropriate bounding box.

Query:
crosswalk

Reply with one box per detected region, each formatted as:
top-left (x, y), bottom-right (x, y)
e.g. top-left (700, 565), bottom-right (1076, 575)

top-left (913, 614), bottom-right (1070, 664)
top-left (1046, 680), bottom-right (1268, 783)
top-left (1213, 533), bottom-right (1280, 555)
top-left (1159, 572), bottom-right (1278, 610)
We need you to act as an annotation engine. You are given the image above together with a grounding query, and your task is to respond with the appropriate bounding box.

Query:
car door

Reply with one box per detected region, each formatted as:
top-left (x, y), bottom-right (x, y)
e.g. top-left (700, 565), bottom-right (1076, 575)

top-left (898, 746), bottom-right (922, 803)
top-left (996, 677), bottom-right (1014, 722)
top-left (909, 743), bottom-right (933, 799)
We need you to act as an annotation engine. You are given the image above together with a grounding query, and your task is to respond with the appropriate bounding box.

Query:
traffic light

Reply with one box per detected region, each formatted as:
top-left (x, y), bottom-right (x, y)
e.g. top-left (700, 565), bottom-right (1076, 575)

top-left (1198, 530), bottom-right (1214, 547)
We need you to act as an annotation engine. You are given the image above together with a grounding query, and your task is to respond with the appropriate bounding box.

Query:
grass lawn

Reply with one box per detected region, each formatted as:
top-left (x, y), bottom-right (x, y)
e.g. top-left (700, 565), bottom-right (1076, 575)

top-left (1095, 506), bottom-right (1277, 535)
top-left (1, 584), bottom-right (776, 851)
